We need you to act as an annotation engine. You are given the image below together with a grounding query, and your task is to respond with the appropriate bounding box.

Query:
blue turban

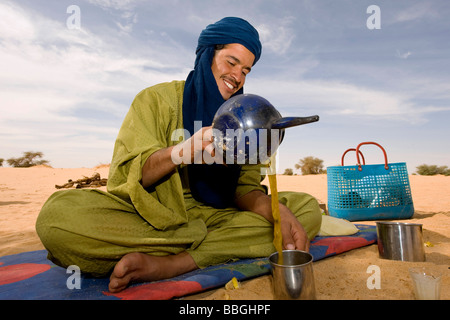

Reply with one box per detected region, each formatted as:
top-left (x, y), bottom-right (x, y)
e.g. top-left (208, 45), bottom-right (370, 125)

top-left (182, 17), bottom-right (262, 209)
top-left (183, 17), bottom-right (262, 135)
top-left (195, 17), bottom-right (262, 67)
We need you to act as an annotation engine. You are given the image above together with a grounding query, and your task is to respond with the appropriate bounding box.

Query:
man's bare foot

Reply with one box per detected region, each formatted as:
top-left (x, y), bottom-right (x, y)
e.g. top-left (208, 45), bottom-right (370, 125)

top-left (108, 251), bottom-right (198, 293)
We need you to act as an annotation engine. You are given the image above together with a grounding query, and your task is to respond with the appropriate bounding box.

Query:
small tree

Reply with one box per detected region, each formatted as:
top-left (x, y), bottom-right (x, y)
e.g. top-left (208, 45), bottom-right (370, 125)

top-left (0, 158), bottom-right (4, 167)
top-left (7, 151), bottom-right (50, 168)
top-left (416, 164), bottom-right (450, 176)
top-left (295, 156), bottom-right (324, 175)
top-left (283, 168), bottom-right (294, 175)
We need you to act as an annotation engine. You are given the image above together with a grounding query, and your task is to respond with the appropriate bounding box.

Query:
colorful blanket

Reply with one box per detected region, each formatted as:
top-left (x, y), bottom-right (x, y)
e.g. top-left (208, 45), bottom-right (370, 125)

top-left (0, 225), bottom-right (376, 300)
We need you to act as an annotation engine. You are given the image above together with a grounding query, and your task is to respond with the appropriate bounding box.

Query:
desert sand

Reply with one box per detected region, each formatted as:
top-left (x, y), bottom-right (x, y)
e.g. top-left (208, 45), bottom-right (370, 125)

top-left (0, 166), bottom-right (448, 300)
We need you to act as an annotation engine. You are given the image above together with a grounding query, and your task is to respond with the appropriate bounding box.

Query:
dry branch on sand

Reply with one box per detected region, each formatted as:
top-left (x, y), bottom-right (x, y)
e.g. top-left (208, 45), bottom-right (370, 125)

top-left (55, 172), bottom-right (107, 189)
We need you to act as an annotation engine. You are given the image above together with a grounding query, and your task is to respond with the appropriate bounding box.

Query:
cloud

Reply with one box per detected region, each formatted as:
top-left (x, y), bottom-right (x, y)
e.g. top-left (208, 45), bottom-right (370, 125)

top-left (85, 0), bottom-right (142, 35)
top-left (256, 18), bottom-right (296, 55)
top-left (0, 3), bottom-right (33, 40)
top-left (0, 1), bottom-right (187, 167)
top-left (393, 2), bottom-right (438, 23)
top-left (396, 50), bottom-right (412, 59)
top-left (85, 0), bottom-right (141, 11)
top-left (115, 14), bottom-right (138, 35)
top-left (246, 77), bottom-right (446, 125)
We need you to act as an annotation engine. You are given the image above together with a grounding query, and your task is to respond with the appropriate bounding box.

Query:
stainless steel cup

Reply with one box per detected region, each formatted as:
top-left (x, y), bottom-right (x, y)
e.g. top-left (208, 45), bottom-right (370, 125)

top-left (269, 250), bottom-right (316, 300)
top-left (376, 221), bottom-right (426, 261)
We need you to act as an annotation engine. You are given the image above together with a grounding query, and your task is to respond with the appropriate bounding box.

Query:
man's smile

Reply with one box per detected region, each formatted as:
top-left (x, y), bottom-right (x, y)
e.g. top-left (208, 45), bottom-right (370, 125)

top-left (222, 77), bottom-right (239, 92)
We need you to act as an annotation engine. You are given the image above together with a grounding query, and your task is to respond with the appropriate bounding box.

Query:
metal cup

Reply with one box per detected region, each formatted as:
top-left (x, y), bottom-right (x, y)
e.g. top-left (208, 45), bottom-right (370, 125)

top-left (376, 221), bottom-right (426, 262)
top-left (269, 250), bottom-right (316, 300)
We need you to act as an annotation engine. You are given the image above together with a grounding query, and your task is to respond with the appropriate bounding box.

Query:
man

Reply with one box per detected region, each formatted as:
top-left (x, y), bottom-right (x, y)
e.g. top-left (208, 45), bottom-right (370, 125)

top-left (36, 17), bottom-right (322, 293)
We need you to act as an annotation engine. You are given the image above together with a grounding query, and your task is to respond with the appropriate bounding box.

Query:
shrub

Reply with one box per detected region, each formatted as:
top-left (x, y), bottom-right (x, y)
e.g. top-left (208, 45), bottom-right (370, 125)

top-left (7, 151), bottom-right (50, 168)
top-left (295, 156), bottom-right (325, 175)
top-left (416, 164), bottom-right (450, 176)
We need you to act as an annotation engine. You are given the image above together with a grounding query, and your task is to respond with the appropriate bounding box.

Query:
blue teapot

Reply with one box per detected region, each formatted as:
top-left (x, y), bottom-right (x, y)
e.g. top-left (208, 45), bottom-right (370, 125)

top-left (212, 94), bottom-right (319, 164)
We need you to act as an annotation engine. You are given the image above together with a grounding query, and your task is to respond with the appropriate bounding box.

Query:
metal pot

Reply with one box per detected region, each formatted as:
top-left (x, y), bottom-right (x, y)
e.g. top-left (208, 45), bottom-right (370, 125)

top-left (376, 221), bottom-right (426, 262)
top-left (212, 94), bottom-right (319, 164)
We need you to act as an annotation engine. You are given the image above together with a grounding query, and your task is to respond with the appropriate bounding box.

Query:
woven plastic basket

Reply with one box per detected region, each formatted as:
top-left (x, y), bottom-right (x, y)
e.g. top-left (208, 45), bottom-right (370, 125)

top-left (327, 142), bottom-right (414, 221)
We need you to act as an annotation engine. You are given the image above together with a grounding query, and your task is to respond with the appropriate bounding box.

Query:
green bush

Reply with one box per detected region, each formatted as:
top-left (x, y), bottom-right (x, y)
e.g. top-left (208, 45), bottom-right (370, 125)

top-left (295, 156), bottom-right (325, 175)
top-left (7, 151), bottom-right (50, 168)
top-left (416, 164), bottom-right (450, 176)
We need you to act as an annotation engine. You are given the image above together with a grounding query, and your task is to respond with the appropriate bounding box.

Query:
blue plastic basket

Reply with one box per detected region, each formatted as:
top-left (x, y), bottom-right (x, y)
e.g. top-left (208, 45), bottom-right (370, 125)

top-left (327, 142), bottom-right (414, 221)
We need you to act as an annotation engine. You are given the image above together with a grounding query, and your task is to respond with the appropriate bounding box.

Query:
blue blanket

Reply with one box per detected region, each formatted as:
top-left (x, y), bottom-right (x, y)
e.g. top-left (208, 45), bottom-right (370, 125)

top-left (0, 225), bottom-right (376, 300)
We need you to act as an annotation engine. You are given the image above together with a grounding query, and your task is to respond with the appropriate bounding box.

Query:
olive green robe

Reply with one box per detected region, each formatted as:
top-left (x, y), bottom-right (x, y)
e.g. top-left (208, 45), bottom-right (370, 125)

top-left (36, 81), bottom-right (322, 276)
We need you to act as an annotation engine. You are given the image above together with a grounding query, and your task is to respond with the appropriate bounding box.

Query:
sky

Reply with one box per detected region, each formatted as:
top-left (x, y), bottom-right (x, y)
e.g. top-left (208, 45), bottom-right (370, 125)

top-left (1, 0), bottom-right (449, 174)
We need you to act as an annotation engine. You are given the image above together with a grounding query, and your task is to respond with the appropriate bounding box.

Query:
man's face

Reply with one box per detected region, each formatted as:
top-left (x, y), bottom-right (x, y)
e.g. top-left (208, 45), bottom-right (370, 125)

top-left (211, 43), bottom-right (255, 100)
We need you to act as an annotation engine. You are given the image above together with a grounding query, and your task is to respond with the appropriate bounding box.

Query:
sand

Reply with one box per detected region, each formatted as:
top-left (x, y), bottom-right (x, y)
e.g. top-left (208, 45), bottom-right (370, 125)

top-left (0, 166), bottom-right (448, 300)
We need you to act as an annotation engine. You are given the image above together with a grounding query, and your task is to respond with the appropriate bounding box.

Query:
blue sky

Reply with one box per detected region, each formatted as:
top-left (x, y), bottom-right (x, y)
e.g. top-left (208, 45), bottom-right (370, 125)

top-left (1, 0), bottom-right (449, 173)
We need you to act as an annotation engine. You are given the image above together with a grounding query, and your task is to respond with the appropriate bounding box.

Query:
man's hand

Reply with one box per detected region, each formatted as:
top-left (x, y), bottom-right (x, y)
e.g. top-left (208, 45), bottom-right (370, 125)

top-left (172, 126), bottom-right (215, 165)
top-left (142, 126), bottom-right (216, 188)
top-left (279, 204), bottom-right (310, 251)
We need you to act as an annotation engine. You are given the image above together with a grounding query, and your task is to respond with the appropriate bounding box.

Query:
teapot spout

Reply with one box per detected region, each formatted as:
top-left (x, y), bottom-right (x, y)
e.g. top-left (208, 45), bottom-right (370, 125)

top-left (272, 115), bottom-right (319, 129)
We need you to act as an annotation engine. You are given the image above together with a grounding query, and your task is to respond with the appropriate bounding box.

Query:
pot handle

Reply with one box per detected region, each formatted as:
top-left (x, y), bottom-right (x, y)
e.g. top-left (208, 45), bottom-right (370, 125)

top-left (355, 141), bottom-right (389, 171)
top-left (341, 148), bottom-right (366, 166)
top-left (271, 115), bottom-right (319, 129)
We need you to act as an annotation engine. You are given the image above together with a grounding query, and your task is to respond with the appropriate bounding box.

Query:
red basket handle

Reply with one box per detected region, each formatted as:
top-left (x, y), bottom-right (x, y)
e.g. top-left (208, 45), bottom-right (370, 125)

top-left (355, 141), bottom-right (389, 171)
top-left (341, 148), bottom-right (366, 166)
